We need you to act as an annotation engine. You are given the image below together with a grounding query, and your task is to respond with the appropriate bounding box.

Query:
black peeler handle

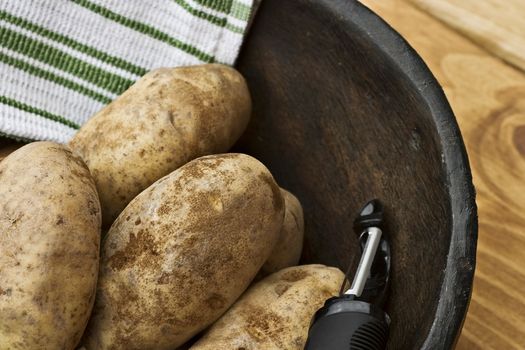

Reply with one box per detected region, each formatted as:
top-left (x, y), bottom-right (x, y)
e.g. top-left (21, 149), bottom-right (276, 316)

top-left (304, 296), bottom-right (390, 349)
top-left (304, 200), bottom-right (391, 350)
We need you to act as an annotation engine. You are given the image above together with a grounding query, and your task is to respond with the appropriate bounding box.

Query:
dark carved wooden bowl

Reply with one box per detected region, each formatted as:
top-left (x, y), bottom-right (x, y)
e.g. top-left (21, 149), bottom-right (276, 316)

top-left (234, 0), bottom-right (478, 349)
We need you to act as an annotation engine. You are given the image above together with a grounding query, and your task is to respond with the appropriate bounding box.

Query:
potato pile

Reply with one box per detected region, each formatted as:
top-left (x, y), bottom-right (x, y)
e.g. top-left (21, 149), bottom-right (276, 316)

top-left (69, 64), bottom-right (252, 228)
top-left (0, 64), bottom-right (344, 350)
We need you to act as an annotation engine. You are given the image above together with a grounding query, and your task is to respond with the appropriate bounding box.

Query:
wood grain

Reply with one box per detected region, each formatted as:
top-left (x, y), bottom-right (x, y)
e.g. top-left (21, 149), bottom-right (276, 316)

top-left (359, 0), bottom-right (525, 348)
top-left (408, 0), bottom-right (525, 73)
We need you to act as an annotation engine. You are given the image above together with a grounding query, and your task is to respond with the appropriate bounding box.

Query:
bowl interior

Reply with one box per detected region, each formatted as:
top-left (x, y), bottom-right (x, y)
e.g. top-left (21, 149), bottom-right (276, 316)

top-left (234, 0), bottom-right (471, 348)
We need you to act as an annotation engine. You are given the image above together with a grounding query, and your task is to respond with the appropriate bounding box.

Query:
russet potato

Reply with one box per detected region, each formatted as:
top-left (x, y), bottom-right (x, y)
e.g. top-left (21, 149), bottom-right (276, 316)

top-left (82, 153), bottom-right (284, 350)
top-left (261, 188), bottom-right (304, 276)
top-left (191, 265), bottom-right (344, 350)
top-left (0, 142), bottom-right (101, 350)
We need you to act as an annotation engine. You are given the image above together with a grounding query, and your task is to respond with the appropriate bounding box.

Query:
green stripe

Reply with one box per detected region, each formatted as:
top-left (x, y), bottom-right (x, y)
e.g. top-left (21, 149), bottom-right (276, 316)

top-left (72, 0), bottom-right (216, 63)
top-left (0, 25), bottom-right (133, 95)
top-left (225, 22), bottom-right (243, 33)
top-left (193, 0), bottom-right (251, 21)
top-left (230, 1), bottom-right (251, 21)
top-left (0, 52), bottom-right (112, 104)
top-left (0, 130), bottom-right (33, 143)
top-left (0, 10), bottom-right (147, 77)
top-left (173, 0), bottom-right (243, 34)
top-left (0, 96), bottom-right (79, 129)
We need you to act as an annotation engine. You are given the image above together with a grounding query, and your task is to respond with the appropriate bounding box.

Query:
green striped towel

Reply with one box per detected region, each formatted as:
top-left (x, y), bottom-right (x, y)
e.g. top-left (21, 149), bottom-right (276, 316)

top-left (0, 0), bottom-right (254, 143)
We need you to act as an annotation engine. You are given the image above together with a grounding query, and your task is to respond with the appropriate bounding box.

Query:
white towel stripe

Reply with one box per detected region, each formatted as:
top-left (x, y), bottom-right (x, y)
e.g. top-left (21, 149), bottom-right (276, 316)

top-left (0, 103), bottom-right (76, 143)
top-left (0, 47), bottom-right (117, 100)
top-left (0, 61), bottom-right (105, 125)
top-left (3, 0), bottom-right (202, 69)
top-left (88, 0), bottom-right (244, 62)
top-left (0, 19), bottom-right (140, 81)
top-left (0, 0), bottom-right (254, 142)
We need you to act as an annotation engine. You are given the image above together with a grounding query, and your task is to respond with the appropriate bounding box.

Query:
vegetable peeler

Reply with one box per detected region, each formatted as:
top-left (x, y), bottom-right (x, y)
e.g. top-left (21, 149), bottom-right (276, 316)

top-left (305, 199), bottom-right (391, 350)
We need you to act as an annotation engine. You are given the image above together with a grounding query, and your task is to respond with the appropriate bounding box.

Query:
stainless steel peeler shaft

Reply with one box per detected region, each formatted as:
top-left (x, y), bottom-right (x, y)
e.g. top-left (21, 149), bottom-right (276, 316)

top-left (344, 226), bottom-right (382, 297)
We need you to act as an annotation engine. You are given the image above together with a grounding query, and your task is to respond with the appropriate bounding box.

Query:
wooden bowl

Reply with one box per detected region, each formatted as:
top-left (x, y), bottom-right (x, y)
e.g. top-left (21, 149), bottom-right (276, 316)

top-left (235, 0), bottom-right (478, 349)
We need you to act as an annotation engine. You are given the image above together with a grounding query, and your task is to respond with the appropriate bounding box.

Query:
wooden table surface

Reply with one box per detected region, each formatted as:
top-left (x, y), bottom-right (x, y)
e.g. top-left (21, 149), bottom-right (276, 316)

top-left (359, 0), bottom-right (525, 348)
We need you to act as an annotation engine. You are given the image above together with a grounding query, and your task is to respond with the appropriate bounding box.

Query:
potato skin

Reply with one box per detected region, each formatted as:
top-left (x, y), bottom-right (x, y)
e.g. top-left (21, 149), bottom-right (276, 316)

top-left (82, 153), bottom-right (284, 350)
top-left (190, 265), bottom-right (344, 350)
top-left (0, 142), bottom-right (101, 350)
top-left (261, 188), bottom-right (304, 275)
top-left (69, 64), bottom-right (251, 227)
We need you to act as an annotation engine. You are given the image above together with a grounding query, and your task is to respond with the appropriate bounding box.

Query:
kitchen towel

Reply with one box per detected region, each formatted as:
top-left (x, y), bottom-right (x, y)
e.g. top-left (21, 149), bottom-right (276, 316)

top-left (0, 0), bottom-right (255, 143)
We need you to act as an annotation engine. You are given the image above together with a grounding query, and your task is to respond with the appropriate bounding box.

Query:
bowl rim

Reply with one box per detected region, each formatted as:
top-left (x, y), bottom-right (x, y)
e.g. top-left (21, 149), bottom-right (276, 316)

top-left (323, 1), bottom-right (478, 348)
